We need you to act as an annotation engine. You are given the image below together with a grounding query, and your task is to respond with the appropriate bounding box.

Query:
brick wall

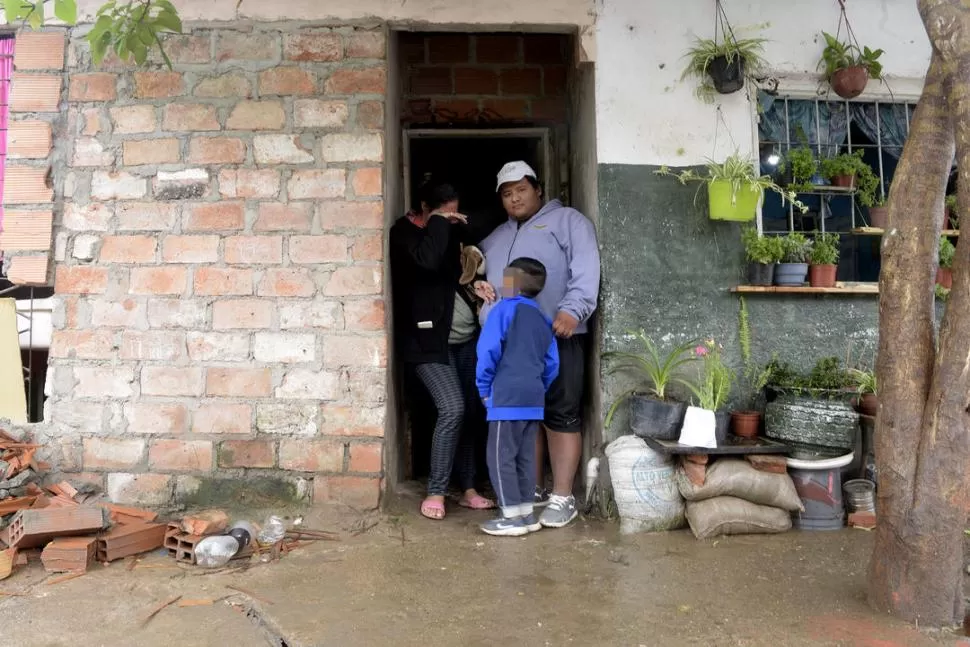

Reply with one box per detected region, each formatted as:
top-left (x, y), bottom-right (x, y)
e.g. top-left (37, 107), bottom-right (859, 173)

top-left (401, 33), bottom-right (569, 125)
top-left (45, 24), bottom-right (388, 509)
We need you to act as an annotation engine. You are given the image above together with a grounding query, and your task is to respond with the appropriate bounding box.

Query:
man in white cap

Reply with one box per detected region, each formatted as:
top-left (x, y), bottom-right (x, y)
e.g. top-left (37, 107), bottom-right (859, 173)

top-left (476, 161), bottom-right (600, 529)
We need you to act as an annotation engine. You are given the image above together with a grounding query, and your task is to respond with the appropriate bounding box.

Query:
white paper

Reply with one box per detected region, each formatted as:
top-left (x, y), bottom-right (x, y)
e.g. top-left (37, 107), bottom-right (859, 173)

top-left (678, 406), bottom-right (717, 448)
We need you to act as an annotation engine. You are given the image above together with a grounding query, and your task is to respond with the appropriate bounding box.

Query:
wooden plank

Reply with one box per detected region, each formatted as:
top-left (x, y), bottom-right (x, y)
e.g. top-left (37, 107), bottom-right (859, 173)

top-left (14, 33), bottom-right (66, 71)
top-left (10, 74), bottom-right (62, 112)
top-left (4, 167), bottom-right (53, 204)
top-left (852, 226), bottom-right (960, 237)
top-left (6, 255), bottom-right (49, 285)
top-left (8, 121), bottom-right (52, 159)
top-left (731, 282), bottom-right (879, 295)
top-left (0, 210), bottom-right (53, 251)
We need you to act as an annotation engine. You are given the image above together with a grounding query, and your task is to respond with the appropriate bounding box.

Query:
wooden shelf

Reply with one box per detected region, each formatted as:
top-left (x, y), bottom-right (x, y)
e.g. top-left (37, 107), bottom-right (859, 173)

top-left (731, 282), bottom-right (879, 295)
top-left (792, 184), bottom-right (856, 195)
top-left (852, 227), bottom-right (960, 236)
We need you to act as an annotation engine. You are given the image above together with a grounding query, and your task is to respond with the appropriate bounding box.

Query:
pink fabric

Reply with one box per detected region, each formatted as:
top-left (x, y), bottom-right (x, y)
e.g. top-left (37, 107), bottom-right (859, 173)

top-left (0, 37), bottom-right (13, 238)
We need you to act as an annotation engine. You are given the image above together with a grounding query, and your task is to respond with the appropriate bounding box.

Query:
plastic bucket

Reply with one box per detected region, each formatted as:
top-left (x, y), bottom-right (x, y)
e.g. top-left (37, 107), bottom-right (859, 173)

top-left (708, 179), bottom-right (761, 222)
top-left (787, 451), bottom-right (853, 531)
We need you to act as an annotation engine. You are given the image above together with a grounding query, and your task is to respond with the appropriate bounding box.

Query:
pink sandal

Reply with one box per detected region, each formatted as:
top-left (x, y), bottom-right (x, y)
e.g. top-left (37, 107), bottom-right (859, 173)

top-left (458, 494), bottom-right (495, 510)
top-left (420, 498), bottom-right (446, 520)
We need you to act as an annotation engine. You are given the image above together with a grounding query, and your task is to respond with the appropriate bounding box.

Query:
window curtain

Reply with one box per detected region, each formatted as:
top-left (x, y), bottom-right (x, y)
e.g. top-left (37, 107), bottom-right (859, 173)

top-left (0, 36), bottom-right (13, 242)
top-left (849, 103), bottom-right (908, 158)
top-left (758, 92), bottom-right (848, 159)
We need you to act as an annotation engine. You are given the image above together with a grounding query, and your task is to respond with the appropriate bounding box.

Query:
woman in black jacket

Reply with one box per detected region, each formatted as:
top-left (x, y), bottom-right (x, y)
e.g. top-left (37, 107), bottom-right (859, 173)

top-left (390, 182), bottom-right (494, 520)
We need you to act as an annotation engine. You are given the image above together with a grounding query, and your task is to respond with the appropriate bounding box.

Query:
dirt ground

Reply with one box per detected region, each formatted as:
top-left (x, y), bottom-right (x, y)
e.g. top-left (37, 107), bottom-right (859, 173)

top-left (1, 494), bottom-right (968, 647)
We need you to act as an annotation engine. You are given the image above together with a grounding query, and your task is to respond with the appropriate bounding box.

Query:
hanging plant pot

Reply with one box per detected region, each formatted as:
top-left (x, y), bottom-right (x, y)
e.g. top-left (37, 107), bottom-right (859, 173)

top-left (851, 394), bottom-right (878, 417)
top-left (809, 264), bottom-right (838, 288)
top-left (706, 55), bottom-right (745, 95)
top-left (747, 262), bottom-right (776, 286)
top-left (868, 206), bottom-right (888, 229)
top-left (831, 65), bottom-right (869, 99)
top-left (937, 267), bottom-right (953, 289)
top-left (830, 174), bottom-right (856, 189)
top-left (775, 262), bottom-right (809, 286)
top-left (708, 179), bottom-right (761, 222)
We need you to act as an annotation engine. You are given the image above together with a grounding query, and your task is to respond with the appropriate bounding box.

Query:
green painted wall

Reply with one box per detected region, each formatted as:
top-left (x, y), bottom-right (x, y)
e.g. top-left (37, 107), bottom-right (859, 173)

top-left (597, 164), bottom-right (880, 440)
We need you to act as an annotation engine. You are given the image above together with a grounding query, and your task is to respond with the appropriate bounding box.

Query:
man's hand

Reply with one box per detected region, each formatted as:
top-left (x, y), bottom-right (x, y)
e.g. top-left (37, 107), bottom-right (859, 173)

top-left (431, 210), bottom-right (468, 225)
top-left (552, 311), bottom-right (579, 338)
top-left (473, 280), bottom-right (497, 304)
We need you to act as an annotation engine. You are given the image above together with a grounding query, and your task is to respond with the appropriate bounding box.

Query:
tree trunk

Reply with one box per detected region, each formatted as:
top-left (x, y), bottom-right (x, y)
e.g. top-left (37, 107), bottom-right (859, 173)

top-left (868, 0), bottom-right (970, 628)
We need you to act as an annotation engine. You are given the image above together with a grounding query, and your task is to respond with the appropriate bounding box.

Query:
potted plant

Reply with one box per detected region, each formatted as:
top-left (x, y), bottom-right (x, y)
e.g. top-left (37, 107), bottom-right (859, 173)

top-left (656, 152), bottom-right (808, 222)
top-left (819, 151), bottom-right (879, 208)
top-left (742, 227), bottom-right (784, 286)
top-left (946, 194), bottom-right (958, 230)
top-left (603, 333), bottom-right (697, 440)
top-left (678, 339), bottom-right (734, 446)
top-left (808, 231), bottom-right (840, 288)
top-left (868, 194), bottom-right (888, 229)
top-left (775, 232), bottom-right (812, 286)
top-left (682, 34), bottom-right (767, 101)
top-left (818, 31), bottom-right (884, 99)
top-left (937, 235), bottom-right (955, 289)
top-left (848, 366), bottom-right (877, 417)
top-left (787, 146), bottom-right (819, 192)
top-left (731, 298), bottom-right (773, 438)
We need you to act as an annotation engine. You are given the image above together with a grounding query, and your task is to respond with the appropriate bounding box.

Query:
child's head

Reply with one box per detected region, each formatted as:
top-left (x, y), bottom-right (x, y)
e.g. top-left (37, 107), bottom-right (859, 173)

top-left (502, 257), bottom-right (547, 299)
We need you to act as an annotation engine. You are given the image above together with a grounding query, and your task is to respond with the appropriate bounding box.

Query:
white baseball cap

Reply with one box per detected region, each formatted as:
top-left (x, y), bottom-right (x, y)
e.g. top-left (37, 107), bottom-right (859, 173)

top-left (495, 161), bottom-right (537, 191)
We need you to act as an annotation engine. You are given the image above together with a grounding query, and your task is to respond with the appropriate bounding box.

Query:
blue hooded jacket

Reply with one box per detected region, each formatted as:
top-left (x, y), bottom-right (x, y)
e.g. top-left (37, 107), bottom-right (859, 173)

top-left (476, 296), bottom-right (559, 421)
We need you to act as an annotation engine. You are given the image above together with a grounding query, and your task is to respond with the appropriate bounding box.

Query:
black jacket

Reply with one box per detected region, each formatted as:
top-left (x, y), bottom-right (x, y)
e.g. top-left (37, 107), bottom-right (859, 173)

top-left (390, 215), bottom-right (478, 365)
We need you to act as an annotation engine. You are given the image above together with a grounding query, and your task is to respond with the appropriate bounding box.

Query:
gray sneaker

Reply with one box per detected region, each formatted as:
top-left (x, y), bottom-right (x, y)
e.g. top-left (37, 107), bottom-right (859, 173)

top-left (521, 512), bottom-right (542, 533)
top-left (534, 487), bottom-right (551, 507)
top-left (539, 494), bottom-right (578, 528)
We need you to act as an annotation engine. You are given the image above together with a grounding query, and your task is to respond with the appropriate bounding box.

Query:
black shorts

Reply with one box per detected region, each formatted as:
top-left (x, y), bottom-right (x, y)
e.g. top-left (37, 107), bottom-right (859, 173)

top-left (544, 335), bottom-right (586, 433)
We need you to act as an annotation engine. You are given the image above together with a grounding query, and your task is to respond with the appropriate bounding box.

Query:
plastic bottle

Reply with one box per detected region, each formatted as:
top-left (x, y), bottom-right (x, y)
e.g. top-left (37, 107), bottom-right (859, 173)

top-left (194, 535), bottom-right (240, 568)
top-left (257, 515), bottom-right (286, 546)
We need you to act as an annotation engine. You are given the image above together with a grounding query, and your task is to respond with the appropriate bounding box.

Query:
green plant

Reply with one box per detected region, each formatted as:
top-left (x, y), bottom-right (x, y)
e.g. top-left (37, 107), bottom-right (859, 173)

top-left (767, 356), bottom-right (853, 398)
top-left (738, 298), bottom-right (772, 409)
top-left (656, 152), bottom-right (809, 213)
top-left (678, 339), bottom-right (734, 411)
top-left (742, 228), bottom-right (784, 264)
top-left (781, 232), bottom-right (812, 263)
top-left (936, 284), bottom-right (951, 301)
top-left (681, 35), bottom-right (768, 102)
top-left (946, 195), bottom-right (959, 229)
top-left (939, 236), bottom-right (956, 269)
top-left (787, 146), bottom-right (818, 190)
top-left (819, 150), bottom-right (880, 207)
top-left (603, 333), bottom-right (698, 427)
top-left (809, 232), bottom-right (840, 265)
top-left (946, 195), bottom-right (957, 212)
top-left (848, 367), bottom-right (877, 396)
top-left (817, 31), bottom-right (884, 80)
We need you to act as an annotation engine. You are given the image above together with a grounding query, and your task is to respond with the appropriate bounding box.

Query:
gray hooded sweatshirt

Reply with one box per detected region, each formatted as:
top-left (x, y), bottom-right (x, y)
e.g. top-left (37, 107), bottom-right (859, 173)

top-left (479, 199), bottom-right (600, 334)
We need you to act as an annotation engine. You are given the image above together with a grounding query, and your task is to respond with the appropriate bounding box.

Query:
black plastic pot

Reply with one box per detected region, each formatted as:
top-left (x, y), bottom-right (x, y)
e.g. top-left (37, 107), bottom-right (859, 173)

top-left (714, 411), bottom-right (730, 445)
top-left (707, 55), bottom-right (745, 95)
top-left (747, 262), bottom-right (776, 286)
top-left (630, 395), bottom-right (687, 440)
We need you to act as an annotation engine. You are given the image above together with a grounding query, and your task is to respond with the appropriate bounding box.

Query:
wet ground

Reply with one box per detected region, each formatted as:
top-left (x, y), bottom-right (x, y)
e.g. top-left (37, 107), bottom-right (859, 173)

top-left (0, 495), bottom-right (967, 647)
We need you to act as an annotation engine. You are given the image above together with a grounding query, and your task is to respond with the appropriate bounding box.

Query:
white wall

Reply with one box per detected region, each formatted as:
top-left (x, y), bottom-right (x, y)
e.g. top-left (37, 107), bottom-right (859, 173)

top-left (595, 0), bottom-right (931, 166)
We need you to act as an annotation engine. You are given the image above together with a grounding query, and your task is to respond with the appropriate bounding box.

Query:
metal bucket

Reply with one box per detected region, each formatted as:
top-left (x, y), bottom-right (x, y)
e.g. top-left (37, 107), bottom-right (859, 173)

top-left (843, 479), bottom-right (875, 513)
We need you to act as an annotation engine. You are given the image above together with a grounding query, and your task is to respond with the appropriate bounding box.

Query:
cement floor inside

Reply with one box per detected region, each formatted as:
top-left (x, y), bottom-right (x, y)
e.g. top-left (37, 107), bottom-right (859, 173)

top-left (0, 496), bottom-right (966, 647)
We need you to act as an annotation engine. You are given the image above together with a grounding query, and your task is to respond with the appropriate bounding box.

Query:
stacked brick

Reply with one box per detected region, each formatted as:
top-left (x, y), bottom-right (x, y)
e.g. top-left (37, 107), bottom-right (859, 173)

top-left (47, 25), bottom-right (388, 509)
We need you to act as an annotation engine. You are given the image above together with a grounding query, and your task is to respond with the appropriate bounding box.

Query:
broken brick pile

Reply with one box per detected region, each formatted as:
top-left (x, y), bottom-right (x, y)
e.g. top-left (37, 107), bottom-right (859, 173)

top-left (0, 429), bottom-right (50, 512)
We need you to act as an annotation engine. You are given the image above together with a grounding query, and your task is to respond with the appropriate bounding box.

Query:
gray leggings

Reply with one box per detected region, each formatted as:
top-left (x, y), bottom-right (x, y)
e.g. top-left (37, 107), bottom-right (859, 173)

top-left (414, 340), bottom-right (479, 496)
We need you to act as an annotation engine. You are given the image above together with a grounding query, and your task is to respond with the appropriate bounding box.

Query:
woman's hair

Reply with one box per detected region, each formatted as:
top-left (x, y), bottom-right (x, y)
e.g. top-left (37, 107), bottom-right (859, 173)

top-left (418, 180), bottom-right (460, 212)
top-left (507, 257), bottom-right (547, 298)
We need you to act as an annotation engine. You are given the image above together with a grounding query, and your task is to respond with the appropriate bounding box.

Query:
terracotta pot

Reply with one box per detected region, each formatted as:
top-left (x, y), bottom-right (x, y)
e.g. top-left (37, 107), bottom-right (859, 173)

top-left (731, 411), bottom-right (761, 439)
top-left (868, 206), bottom-right (888, 229)
top-left (809, 264), bottom-right (838, 288)
top-left (831, 65), bottom-right (869, 99)
top-left (831, 174), bottom-right (855, 188)
top-left (860, 394), bottom-right (877, 417)
top-left (937, 267), bottom-right (953, 289)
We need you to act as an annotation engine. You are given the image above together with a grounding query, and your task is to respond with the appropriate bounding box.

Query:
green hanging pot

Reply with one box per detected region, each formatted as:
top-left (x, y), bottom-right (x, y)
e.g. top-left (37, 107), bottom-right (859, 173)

top-left (708, 179), bottom-right (762, 222)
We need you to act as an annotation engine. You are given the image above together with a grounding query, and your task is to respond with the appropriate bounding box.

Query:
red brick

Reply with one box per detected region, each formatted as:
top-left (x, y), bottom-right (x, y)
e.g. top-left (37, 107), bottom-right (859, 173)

top-left (400, 33), bottom-right (426, 64)
top-left (224, 235), bottom-right (283, 264)
top-left (320, 404), bottom-right (384, 437)
top-left (428, 34), bottom-right (470, 63)
top-left (348, 443), bottom-right (382, 473)
top-left (49, 329), bottom-right (115, 359)
top-left (278, 439), bottom-right (343, 472)
top-left (347, 31), bottom-right (385, 59)
top-left (288, 235), bottom-right (348, 264)
top-left (404, 99), bottom-right (432, 122)
top-left (64, 203), bottom-right (111, 231)
top-left (194, 267), bottom-right (253, 296)
top-left (216, 31), bottom-right (279, 62)
top-left (212, 299), bottom-right (274, 329)
top-left (149, 439), bottom-right (212, 472)
top-left (125, 403), bottom-right (189, 435)
top-left (254, 203), bottom-right (311, 232)
top-left (70, 73), bottom-right (117, 101)
top-left (318, 201), bottom-right (384, 230)
top-left (186, 332), bottom-right (250, 362)
top-left (293, 99), bottom-right (349, 128)
top-left (218, 169), bottom-right (281, 198)
top-left (162, 235), bottom-right (220, 263)
top-left (90, 298), bottom-right (146, 327)
top-left (184, 202), bottom-right (245, 231)
top-left (55, 266), bottom-right (108, 294)
top-left (288, 169), bottom-right (345, 200)
top-left (117, 203), bottom-right (180, 231)
top-left (141, 366), bottom-right (204, 396)
top-left (483, 99), bottom-right (529, 120)
top-left (500, 68), bottom-right (542, 95)
top-left (80, 108), bottom-right (103, 136)
top-left (543, 65), bottom-right (568, 95)
top-left (188, 137), bottom-right (246, 165)
top-left (432, 99), bottom-right (479, 121)
top-left (531, 98), bottom-right (567, 121)
top-left (313, 475), bottom-right (380, 508)
top-left (258, 268), bottom-right (316, 297)
top-left (83, 438), bottom-right (145, 470)
top-left (407, 67), bottom-right (451, 95)
top-left (324, 335), bottom-right (386, 368)
top-left (351, 233), bottom-right (383, 262)
top-left (218, 440), bottom-right (275, 468)
top-left (325, 67), bottom-right (385, 94)
top-left (110, 105), bottom-right (157, 134)
top-left (206, 367), bottom-right (272, 397)
top-left (226, 100), bottom-right (285, 130)
top-left (524, 35), bottom-right (566, 64)
top-left (194, 73), bottom-right (252, 99)
top-left (284, 31), bottom-right (342, 62)
top-left (155, 34), bottom-right (210, 64)
top-left (259, 67), bottom-right (316, 95)
top-left (129, 267), bottom-right (188, 295)
top-left (119, 330), bottom-right (186, 361)
top-left (324, 266), bottom-right (382, 296)
top-left (163, 104), bottom-right (219, 131)
top-left (147, 299), bottom-right (206, 328)
top-left (455, 67), bottom-right (499, 94)
top-left (133, 71), bottom-right (184, 99)
top-left (100, 235), bottom-right (157, 264)
top-left (352, 167), bottom-right (382, 197)
top-left (848, 511), bottom-right (877, 529)
top-left (106, 473), bottom-right (173, 506)
top-left (343, 299), bottom-right (384, 331)
top-left (14, 32), bottom-right (65, 70)
top-left (356, 101), bottom-right (384, 129)
top-left (193, 403), bottom-right (252, 435)
top-left (475, 34), bottom-right (520, 64)
top-left (123, 138), bottom-right (181, 165)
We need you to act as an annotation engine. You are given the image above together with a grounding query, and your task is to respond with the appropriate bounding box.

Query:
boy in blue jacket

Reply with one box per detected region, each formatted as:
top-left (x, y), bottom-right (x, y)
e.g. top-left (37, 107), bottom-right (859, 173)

top-left (476, 257), bottom-right (560, 536)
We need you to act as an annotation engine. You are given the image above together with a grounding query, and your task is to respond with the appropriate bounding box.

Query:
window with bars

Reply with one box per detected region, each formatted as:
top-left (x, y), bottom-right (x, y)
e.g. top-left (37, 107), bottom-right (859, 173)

top-left (755, 89), bottom-right (937, 282)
